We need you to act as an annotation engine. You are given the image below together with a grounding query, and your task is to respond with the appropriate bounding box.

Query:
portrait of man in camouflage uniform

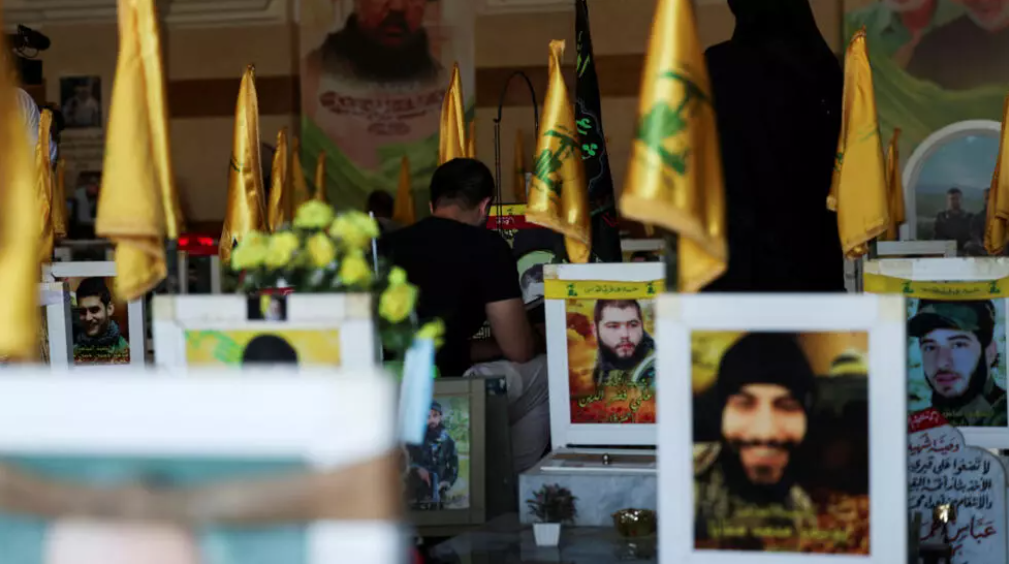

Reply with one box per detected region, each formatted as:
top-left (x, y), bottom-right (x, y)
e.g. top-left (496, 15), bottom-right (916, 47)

top-left (694, 333), bottom-right (817, 550)
top-left (406, 401), bottom-right (459, 509)
top-left (910, 299), bottom-right (1007, 427)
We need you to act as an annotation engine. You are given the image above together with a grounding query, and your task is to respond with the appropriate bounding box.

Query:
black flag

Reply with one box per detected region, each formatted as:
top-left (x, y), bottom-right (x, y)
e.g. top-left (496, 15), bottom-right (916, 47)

top-left (575, 0), bottom-right (622, 263)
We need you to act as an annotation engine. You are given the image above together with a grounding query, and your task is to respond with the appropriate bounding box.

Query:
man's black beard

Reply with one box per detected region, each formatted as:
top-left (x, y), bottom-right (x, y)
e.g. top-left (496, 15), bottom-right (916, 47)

top-left (718, 439), bottom-right (799, 505)
top-left (597, 333), bottom-right (653, 372)
top-left (323, 14), bottom-right (440, 84)
top-left (74, 319), bottom-right (122, 347)
top-left (928, 355), bottom-right (991, 411)
top-left (425, 423), bottom-right (444, 443)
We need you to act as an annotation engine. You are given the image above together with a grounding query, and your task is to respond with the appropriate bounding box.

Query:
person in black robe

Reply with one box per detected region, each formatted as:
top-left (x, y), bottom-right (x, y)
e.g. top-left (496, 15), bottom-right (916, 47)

top-left (704, 0), bottom-right (845, 292)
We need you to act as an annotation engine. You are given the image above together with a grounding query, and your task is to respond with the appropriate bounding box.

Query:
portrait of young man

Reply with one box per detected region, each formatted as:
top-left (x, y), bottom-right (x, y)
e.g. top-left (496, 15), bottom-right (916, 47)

top-left (592, 299), bottom-right (656, 389)
top-left (406, 401), bottom-right (460, 510)
top-left (909, 299), bottom-right (1007, 426)
top-left (72, 277), bottom-right (129, 365)
top-left (693, 332), bottom-right (817, 551)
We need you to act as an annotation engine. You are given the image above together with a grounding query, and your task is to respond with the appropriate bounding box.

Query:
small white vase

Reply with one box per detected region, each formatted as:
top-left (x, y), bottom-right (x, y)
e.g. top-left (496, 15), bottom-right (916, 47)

top-left (533, 522), bottom-right (561, 547)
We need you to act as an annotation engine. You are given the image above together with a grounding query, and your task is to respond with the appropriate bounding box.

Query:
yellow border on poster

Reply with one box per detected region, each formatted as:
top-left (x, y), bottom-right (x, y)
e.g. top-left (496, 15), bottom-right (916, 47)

top-left (863, 272), bottom-right (1009, 300)
top-left (544, 279), bottom-right (665, 300)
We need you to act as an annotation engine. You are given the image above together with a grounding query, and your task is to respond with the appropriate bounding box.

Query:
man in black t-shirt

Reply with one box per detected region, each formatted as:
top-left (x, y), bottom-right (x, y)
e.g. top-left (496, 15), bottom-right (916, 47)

top-left (381, 158), bottom-right (550, 472)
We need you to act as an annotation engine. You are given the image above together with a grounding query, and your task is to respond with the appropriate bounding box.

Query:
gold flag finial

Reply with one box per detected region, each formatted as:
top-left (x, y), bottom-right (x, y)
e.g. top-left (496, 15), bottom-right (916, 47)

top-left (36, 109), bottom-right (54, 263)
top-left (987, 96), bottom-right (1009, 255)
top-left (219, 64), bottom-right (267, 263)
top-left (393, 156), bottom-right (416, 226)
top-left (290, 137), bottom-right (312, 211)
top-left (526, 40), bottom-right (591, 264)
top-left (53, 157), bottom-right (68, 239)
top-left (439, 63), bottom-right (467, 164)
top-left (618, 0), bottom-right (727, 291)
top-left (827, 29), bottom-right (889, 258)
top-left (882, 128), bottom-right (904, 241)
top-left (313, 150), bottom-right (328, 203)
top-left (267, 127), bottom-right (290, 232)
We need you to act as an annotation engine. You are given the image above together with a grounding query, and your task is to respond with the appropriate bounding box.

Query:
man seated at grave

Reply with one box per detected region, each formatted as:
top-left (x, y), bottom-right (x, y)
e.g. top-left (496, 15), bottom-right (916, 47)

top-left (909, 300), bottom-right (1007, 427)
top-left (380, 158), bottom-right (550, 473)
top-left (694, 333), bottom-right (817, 550)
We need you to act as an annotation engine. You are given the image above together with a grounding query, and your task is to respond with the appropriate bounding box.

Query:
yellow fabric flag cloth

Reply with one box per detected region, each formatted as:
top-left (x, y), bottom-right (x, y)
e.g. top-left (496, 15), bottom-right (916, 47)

top-left (0, 31), bottom-right (40, 360)
top-left (97, 0), bottom-right (179, 300)
top-left (220, 64), bottom-right (266, 264)
top-left (290, 136), bottom-right (312, 212)
top-left (514, 129), bottom-right (527, 203)
top-left (827, 29), bottom-right (889, 259)
top-left (267, 127), bottom-right (290, 232)
top-left (439, 63), bottom-right (467, 164)
top-left (393, 156), bottom-right (416, 226)
top-left (618, 0), bottom-right (726, 292)
top-left (314, 150), bottom-right (328, 203)
top-left (986, 96), bottom-right (1009, 255)
top-left (36, 109), bottom-right (53, 263)
top-left (526, 40), bottom-right (591, 264)
top-left (53, 157), bottom-right (68, 239)
top-left (882, 128), bottom-right (905, 241)
top-left (466, 119), bottom-right (477, 159)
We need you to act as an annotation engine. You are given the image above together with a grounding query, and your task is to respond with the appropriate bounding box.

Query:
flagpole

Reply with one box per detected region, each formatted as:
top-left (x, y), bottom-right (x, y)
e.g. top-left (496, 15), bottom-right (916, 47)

top-left (492, 71), bottom-right (540, 230)
top-left (165, 239), bottom-right (179, 294)
top-left (663, 231), bottom-right (678, 292)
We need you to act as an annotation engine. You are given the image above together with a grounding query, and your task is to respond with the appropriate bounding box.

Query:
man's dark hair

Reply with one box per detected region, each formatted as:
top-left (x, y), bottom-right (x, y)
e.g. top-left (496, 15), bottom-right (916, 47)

top-left (948, 187), bottom-right (963, 196)
top-left (716, 332), bottom-right (815, 413)
top-left (241, 334), bottom-right (299, 365)
top-left (593, 300), bottom-right (643, 326)
top-left (75, 277), bottom-right (111, 305)
top-left (367, 190), bottom-right (395, 219)
top-left (429, 158), bottom-right (495, 210)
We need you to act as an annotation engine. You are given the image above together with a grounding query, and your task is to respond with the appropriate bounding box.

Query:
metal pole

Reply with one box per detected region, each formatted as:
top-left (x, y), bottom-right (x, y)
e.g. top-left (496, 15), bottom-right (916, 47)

top-left (492, 71), bottom-right (540, 234)
top-left (663, 231), bottom-right (679, 292)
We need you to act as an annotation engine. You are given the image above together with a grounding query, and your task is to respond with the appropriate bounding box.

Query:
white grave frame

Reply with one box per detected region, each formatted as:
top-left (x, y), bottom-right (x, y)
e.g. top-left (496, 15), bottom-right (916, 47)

top-left (39, 282), bottom-right (73, 368)
top-left (0, 368), bottom-right (404, 563)
top-left (152, 294), bottom-right (376, 369)
top-left (42, 261), bottom-right (145, 368)
top-left (545, 262), bottom-right (664, 448)
top-left (864, 257), bottom-right (1009, 448)
top-left (657, 294), bottom-right (906, 564)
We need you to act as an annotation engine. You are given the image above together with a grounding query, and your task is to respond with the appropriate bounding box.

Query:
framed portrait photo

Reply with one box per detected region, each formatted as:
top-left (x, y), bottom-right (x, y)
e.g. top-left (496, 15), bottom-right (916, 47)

top-left (545, 263), bottom-right (664, 447)
top-left (152, 294), bottom-right (375, 369)
top-left (864, 258), bottom-right (1009, 448)
top-left (0, 368), bottom-right (404, 564)
top-left (43, 261), bottom-right (145, 368)
top-left (657, 294), bottom-right (906, 563)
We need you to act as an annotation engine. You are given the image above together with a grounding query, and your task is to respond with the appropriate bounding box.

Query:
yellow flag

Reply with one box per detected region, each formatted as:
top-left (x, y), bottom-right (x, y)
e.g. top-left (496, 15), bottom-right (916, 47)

top-left (36, 109), bottom-right (53, 263)
top-left (0, 31), bottom-right (40, 360)
top-left (466, 119), bottom-right (477, 159)
top-left (314, 150), bottom-right (328, 203)
top-left (527, 40), bottom-right (591, 264)
top-left (986, 96), bottom-right (1009, 255)
top-left (220, 64), bottom-right (266, 263)
top-left (97, 0), bottom-right (180, 300)
top-left (514, 129), bottom-right (527, 203)
top-left (290, 136), bottom-right (312, 212)
top-left (267, 128), bottom-right (290, 232)
top-left (393, 156), bottom-right (416, 226)
top-left (618, 0), bottom-right (726, 292)
top-left (53, 158), bottom-right (68, 239)
top-left (882, 128), bottom-right (905, 241)
top-left (827, 29), bottom-right (889, 258)
top-left (439, 63), bottom-right (467, 164)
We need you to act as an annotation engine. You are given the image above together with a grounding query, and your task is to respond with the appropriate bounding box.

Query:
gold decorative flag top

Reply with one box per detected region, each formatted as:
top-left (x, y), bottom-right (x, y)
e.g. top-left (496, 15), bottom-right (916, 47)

top-left (97, 0), bottom-right (178, 300)
top-left (466, 119), bottom-right (477, 159)
top-left (291, 136), bottom-right (312, 211)
top-left (267, 128), bottom-right (290, 232)
top-left (314, 150), bottom-right (328, 203)
top-left (439, 63), bottom-right (467, 164)
top-left (53, 157), bottom-right (67, 239)
top-left (618, 0), bottom-right (726, 292)
top-left (986, 96), bottom-right (1009, 255)
top-left (36, 109), bottom-right (53, 263)
top-left (526, 40), bottom-right (591, 264)
top-left (883, 128), bottom-right (905, 241)
top-left (827, 29), bottom-right (889, 259)
top-left (0, 10), bottom-right (40, 359)
top-left (220, 64), bottom-right (266, 263)
top-left (514, 129), bottom-right (527, 203)
top-left (393, 156), bottom-right (416, 226)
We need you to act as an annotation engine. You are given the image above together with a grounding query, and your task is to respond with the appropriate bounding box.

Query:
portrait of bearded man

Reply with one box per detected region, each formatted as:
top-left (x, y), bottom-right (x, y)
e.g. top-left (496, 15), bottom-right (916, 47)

top-left (592, 300), bottom-right (656, 389)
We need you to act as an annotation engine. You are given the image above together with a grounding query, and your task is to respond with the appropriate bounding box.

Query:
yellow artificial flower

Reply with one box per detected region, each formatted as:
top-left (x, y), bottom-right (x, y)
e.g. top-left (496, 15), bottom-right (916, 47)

top-left (379, 281), bottom-right (418, 323)
top-left (305, 232), bottom-right (337, 269)
top-left (264, 231), bottom-right (300, 269)
top-left (293, 200), bottom-right (335, 230)
top-left (340, 250), bottom-right (373, 287)
top-left (389, 266), bottom-right (408, 286)
top-left (416, 319), bottom-right (445, 348)
top-left (328, 211), bottom-right (380, 250)
top-left (229, 230), bottom-right (269, 271)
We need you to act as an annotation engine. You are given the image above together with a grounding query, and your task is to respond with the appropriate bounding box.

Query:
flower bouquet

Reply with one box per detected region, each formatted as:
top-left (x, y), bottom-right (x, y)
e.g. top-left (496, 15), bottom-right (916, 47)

top-left (228, 201), bottom-right (442, 358)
